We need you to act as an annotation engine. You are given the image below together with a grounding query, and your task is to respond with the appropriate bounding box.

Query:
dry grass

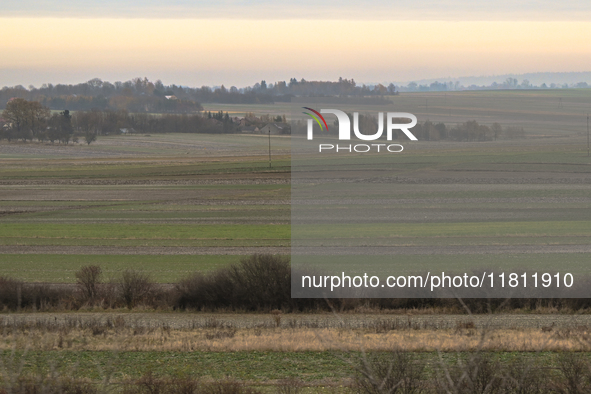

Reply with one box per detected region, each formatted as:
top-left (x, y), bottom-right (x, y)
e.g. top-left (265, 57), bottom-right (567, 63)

top-left (3, 317), bottom-right (591, 352)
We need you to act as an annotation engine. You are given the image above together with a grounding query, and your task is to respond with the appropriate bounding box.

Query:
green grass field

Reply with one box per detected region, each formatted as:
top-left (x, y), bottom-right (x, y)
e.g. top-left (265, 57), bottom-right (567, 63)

top-left (0, 350), bottom-right (581, 383)
top-left (0, 350), bottom-right (351, 383)
top-left (0, 224), bottom-right (289, 243)
top-left (2, 252), bottom-right (589, 283)
top-left (0, 254), bottom-right (243, 282)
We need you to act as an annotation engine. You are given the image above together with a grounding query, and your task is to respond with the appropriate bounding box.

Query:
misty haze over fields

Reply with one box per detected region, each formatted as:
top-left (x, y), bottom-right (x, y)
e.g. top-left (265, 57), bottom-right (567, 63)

top-left (392, 72), bottom-right (591, 89)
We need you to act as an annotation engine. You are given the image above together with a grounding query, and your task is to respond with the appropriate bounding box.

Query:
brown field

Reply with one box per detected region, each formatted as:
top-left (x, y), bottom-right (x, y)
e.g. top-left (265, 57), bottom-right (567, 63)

top-left (3, 313), bottom-right (591, 352)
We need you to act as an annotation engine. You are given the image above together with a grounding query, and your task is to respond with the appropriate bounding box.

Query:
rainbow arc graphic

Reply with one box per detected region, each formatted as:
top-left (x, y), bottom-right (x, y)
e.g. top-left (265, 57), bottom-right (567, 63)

top-left (302, 107), bottom-right (329, 131)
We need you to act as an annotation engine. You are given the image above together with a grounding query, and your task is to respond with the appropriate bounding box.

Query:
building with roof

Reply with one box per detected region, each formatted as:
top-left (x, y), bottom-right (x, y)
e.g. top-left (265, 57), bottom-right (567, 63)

top-left (259, 123), bottom-right (290, 135)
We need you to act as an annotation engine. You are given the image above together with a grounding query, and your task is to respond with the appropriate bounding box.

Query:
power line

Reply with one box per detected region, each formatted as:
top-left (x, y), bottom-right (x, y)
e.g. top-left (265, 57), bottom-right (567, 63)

top-left (268, 127), bottom-right (272, 168)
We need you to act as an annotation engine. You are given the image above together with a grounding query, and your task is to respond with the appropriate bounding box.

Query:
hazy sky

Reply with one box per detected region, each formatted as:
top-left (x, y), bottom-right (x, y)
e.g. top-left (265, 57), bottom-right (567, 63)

top-left (2, 0), bottom-right (591, 87)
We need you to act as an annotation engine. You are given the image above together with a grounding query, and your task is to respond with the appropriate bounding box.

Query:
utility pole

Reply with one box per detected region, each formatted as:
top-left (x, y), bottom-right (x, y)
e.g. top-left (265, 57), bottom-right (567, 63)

top-left (587, 112), bottom-right (589, 157)
top-left (268, 127), bottom-right (272, 168)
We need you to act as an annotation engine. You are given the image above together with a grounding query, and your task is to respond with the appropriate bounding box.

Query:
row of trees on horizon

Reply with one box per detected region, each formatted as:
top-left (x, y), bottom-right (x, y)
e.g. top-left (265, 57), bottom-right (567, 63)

top-left (401, 77), bottom-right (591, 92)
top-left (0, 98), bottom-right (292, 143)
top-left (2, 76), bottom-right (591, 114)
top-left (1, 98), bottom-right (525, 144)
top-left (0, 77), bottom-right (398, 112)
top-left (293, 113), bottom-right (525, 142)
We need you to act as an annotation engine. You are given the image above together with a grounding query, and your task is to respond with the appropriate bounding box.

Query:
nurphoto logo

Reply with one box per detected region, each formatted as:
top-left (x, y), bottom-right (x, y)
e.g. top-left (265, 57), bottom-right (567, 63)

top-left (303, 107), bottom-right (418, 153)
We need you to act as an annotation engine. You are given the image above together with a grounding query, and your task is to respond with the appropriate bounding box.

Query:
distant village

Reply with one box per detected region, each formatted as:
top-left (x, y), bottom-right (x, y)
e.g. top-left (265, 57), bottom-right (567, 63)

top-left (226, 114), bottom-right (290, 135)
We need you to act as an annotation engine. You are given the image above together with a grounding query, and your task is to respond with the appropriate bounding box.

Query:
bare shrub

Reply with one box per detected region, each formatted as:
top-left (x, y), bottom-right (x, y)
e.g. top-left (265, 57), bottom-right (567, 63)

top-left (557, 352), bottom-right (591, 394)
top-left (0, 349), bottom-right (98, 394)
top-left (355, 351), bottom-right (425, 394)
top-left (503, 359), bottom-right (550, 394)
top-left (118, 269), bottom-right (155, 309)
top-left (26, 284), bottom-right (73, 311)
top-left (229, 254), bottom-right (291, 311)
top-left (176, 254), bottom-right (293, 311)
top-left (121, 376), bottom-right (260, 394)
top-left (455, 321), bottom-right (476, 330)
top-left (435, 353), bottom-right (503, 394)
top-left (99, 281), bottom-right (120, 309)
top-left (0, 278), bottom-right (72, 311)
top-left (75, 265), bottom-right (102, 301)
top-left (57, 378), bottom-right (99, 394)
top-left (124, 371), bottom-right (169, 394)
top-left (0, 276), bottom-right (23, 310)
top-left (200, 380), bottom-right (261, 394)
top-left (204, 329), bottom-right (237, 340)
top-left (276, 377), bottom-right (304, 394)
top-left (176, 269), bottom-right (234, 310)
top-left (270, 310), bottom-right (282, 327)
top-left (5, 378), bottom-right (98, 394)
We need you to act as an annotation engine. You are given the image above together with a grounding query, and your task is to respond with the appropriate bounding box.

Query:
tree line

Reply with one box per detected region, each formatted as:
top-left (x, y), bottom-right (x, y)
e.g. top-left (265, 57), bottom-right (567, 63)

top-left (0, 98), bottom-right (85, 144)
top-left (0, 78), bottom-right (205, 113)
top-left (400, 77), bottom-right (591, 92)
top-left (412, 119), bottom-right (525, 141)
top-left (0, 254), bottom-right (588, 313)
top-left (0, 77), bottom-right (399, 113)
top-left (0, 98), bottom-right (284, 143)
top-left (2, 76), bottom-right (590, 113)
top-left (2, 98), bottom-right (525, 144)
top-left (293, 114), bottom-right (526, 142)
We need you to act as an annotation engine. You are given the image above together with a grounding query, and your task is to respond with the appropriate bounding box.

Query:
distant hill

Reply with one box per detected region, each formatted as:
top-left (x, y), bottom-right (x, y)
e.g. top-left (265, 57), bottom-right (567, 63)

top-left (389, 72), bottom-right (591, 88)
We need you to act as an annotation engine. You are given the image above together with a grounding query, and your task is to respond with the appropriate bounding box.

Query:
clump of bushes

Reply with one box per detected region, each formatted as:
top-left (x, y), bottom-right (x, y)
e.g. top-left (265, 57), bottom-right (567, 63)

top-left (0, 371), bottom-right (261, 394)
top-left (176, 254), bottom-right (293, 311)
top-left (3, 255), bottom-right (591, 313)
top-left (0, 276), bottom-right (72, 311)
top-left (356, 351), bottom-right (425, 394)
top-left (122, 375), bottom-right (261, 394)
top-left (355, 351), bottom-right (591, 394)
top-left (3, 352), bottom-right (588, 393)
top-left (75, 265), bottom-right (102, 301)
top-left (118, 269), bottom-right (156, 309)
